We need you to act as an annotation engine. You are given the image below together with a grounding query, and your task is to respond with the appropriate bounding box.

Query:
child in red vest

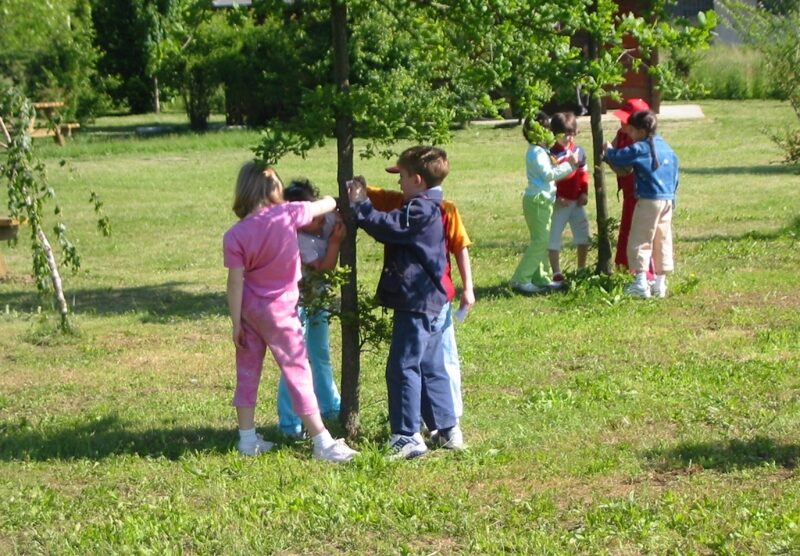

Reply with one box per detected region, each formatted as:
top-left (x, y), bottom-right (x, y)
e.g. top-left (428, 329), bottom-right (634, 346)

top-left (548, 112), bottom-right (590, 285)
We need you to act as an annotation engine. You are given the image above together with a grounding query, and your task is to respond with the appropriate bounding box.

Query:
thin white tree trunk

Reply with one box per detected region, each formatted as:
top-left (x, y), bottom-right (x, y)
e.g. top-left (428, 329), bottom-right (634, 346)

top-left (154, 76), bottom-right (161, 114)
top-left (36, 227), bottom-right (69, 326)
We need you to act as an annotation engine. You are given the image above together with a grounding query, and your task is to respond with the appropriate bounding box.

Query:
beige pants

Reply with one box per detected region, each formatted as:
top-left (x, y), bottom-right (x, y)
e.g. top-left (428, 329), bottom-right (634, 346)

top-left (628, 199), bottom-right (674, 274)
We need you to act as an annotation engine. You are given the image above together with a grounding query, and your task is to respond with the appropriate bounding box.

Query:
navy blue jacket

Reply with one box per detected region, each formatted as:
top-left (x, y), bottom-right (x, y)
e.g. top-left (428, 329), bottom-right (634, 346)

top-left (353, 188), bottom-right (447, 316)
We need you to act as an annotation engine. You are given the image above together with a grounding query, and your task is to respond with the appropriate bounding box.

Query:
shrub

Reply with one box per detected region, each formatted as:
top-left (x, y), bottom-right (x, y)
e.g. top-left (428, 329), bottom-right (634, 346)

top-left (683, 44), bottom-right (783, 100)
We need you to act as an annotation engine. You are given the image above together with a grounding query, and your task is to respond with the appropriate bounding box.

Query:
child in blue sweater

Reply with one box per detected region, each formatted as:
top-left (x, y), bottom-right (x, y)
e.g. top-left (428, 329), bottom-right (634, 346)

top-left (603, 110), bottom-right (679, 298)
top-left (347, 146), bottom-right (458, 459)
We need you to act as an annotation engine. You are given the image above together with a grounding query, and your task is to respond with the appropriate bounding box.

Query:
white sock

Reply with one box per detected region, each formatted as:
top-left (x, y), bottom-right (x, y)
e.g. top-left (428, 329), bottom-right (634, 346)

top-left (655, 275), bottom-right (666, 289)
top-left (312, 429), bottom-right (335, 450)
top-left (634, 272), bottom-right (648, 287)
top-left (238, 427), bottom-right (256, 443)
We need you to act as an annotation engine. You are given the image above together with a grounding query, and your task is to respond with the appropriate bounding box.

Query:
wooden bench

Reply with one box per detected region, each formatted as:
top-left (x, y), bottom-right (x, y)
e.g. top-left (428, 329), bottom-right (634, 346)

top-left (0, 217), bottom-right (19, 278)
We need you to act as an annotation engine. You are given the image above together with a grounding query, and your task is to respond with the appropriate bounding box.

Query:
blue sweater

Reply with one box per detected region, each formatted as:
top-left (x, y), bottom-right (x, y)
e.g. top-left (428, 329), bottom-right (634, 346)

top-left (605, 135), bottom-right (679, 201)
top-left (353, 188), bottom-right (447, 316)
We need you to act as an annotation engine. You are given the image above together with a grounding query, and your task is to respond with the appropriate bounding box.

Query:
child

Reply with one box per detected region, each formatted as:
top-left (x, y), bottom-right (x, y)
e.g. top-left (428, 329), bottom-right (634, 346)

top-left (360, 167), bottom-right (474, 449)
top-left (276, 179), bottom-right (344, 438)
top-left (347, 146), bottom-right (459, 459)
top-left (607, 98), bottom-right (656, 281)
top-left (547, 111), bottom-right (591, 285)
top-left (223, 161), bottom-right (358, 462)
top-left (603, 110), bottom-right (679, 298)
top-left (510, 111), bottom-right (580, 293)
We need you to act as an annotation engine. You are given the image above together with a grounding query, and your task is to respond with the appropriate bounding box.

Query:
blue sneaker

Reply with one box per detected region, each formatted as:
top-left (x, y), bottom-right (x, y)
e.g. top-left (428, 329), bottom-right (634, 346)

top-left (387, 433), bottom-right (428, 460)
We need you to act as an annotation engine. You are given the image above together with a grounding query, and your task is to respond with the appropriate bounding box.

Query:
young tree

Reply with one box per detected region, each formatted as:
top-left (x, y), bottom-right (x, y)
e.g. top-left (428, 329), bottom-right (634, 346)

top-left (1, 88), bottom-right (109, 332)
top-left (562, 0), bottom-right (715, 273)
top-left (252, 0), bottom-right (557, 436)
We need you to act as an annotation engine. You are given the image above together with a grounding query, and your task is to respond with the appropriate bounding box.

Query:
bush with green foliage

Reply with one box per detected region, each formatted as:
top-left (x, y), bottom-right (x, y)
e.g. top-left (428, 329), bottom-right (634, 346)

top-left (0, 0), bottom-right (102, 121)
top-left (720, 0), bottom-right (800, 166)
top-left (663, 44), bottom-right (783, 101)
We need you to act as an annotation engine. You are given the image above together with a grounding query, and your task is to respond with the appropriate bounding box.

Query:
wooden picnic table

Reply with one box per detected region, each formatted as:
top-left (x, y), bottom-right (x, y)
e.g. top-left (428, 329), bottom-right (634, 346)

top-left (30, 101), bottom-right (80, 145)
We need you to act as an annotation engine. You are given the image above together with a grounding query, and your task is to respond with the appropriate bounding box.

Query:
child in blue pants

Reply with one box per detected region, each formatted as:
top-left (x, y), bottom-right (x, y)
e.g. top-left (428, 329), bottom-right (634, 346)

top-left (277, 179), bottom-right (344, 437)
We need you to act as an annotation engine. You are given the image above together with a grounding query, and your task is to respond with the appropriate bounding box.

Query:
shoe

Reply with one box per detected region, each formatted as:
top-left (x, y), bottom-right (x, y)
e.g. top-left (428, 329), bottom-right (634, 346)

top-left (552, 273), bottom-right (565, 283)
top-left (313, 438), bottom-right (359, 463)
top-left (548, 278), bottom-right (566, 290)
top-left (651, 282), bottom-right (667, 298)
top-left (387, 433), bottom-right (428, 460)
top-left (282, 428), bottom-right (307, 440)
top-left (625, 282), bottom-right (651, 299)
top-left (237, 433), bottom-right (274, 456)
top-left (510, 281), bottom-right (547, 294)
top-left (431, 425), bottom-right (465, 451)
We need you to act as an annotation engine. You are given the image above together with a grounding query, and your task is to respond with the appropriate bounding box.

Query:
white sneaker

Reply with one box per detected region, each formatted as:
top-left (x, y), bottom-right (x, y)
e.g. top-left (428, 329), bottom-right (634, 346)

top-left (313, 438), bottom-right (359, 463)
top-left (237, 433), bottom-right (274, 456)
top-left (510, 281), bottom-right (547, 294)
top-left (431, 425), bottom-right (465, 450)
top-left (548, 280), bottom-right (566, 290)
top-left (651, 282), bottom-right (667, 298)
top-left (625, 282), bottom-right (651, 298)
top-left (387, 433), bottom-right (428, 460)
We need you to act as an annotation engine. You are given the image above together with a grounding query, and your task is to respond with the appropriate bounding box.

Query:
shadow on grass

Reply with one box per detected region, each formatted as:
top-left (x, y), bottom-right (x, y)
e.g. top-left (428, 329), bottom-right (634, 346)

top-left (0, 416), bottom-right (234, 461)
top-left (0, 414), bottom-right (357, 461)
top-left (473, 281), bottom-right (518, 301)
top-left (644, 436), bottom-right (799, 473)
top-left (0, 282), bottom-right (227, 322)
top-left (681, 215), bottom-right (800, 244)
top-left (682, 164), bottom-right (797, 176)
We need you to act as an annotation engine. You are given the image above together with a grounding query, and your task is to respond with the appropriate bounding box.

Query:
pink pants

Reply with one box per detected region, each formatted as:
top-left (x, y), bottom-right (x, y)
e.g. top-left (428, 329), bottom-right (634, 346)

top-left (233, 291), bottom-right (319, 418)
top-left (628, 199), bottom-right (674, 275)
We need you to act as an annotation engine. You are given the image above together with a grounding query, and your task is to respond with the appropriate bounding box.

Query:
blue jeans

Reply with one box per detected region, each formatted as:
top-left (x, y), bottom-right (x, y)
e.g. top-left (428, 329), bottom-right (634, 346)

top-left (387, 309), bottom-right (456, 436)
top-left (277, 308), bottom-right (341, 435)
top-left (439, 302), bottom-right (463, 420)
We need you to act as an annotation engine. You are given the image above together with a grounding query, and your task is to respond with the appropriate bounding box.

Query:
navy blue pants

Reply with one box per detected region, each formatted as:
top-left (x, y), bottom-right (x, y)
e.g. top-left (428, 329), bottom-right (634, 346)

top-left (386, 310), bottom-right (457, 435)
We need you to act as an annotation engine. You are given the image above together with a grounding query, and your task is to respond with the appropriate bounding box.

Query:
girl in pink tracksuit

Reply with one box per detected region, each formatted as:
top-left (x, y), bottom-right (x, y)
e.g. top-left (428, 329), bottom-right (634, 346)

top-left (223, 161), bottom-right (357, 462)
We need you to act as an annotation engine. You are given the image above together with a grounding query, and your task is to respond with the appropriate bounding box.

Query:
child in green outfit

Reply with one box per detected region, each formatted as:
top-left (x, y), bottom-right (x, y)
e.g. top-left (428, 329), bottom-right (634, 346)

top-left (510, 112), bottom-right (579, 294)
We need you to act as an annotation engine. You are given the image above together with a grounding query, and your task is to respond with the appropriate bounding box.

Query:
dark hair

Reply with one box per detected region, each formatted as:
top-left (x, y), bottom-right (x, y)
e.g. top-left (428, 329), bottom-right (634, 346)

top-left (628, 110), bottom-right (660, 170)
top-left (283, 178), bottom-right (319, 202)
top-left (396, 145), bottom-right (449, 187)
top-left (549, 112), bottom-right (578, 136)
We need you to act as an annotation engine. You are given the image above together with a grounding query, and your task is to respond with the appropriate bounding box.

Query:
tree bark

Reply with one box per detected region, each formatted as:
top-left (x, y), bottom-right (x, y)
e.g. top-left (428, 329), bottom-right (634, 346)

top-left (587, 35), bottom-right (613, 275)
top-left (36, 227), bottom-right (70, 331)
top-left (331, 0), bottom-right (360, 438)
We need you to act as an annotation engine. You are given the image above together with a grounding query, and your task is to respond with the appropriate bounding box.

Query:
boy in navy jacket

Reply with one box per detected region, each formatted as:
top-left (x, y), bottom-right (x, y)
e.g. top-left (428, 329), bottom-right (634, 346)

top-left (348, 146), bottom-right (458, 459)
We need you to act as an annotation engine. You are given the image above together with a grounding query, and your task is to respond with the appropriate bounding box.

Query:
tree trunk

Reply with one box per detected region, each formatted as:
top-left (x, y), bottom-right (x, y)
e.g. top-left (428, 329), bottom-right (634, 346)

top-left (154, 75), bottom-right (161, 114)
top-left (331, 0), bottom-right (360, 438)
top-left (587, 35), bottom-right (613, 275)
top-left (36, 227), bottom-right (71, 331)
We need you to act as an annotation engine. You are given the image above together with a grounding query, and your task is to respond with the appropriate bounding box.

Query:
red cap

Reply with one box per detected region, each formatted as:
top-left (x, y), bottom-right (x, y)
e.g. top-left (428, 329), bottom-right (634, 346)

top-left (612, 98), bottom-right (650, 124)
top-left (385, 165), bottom-right (400, 173)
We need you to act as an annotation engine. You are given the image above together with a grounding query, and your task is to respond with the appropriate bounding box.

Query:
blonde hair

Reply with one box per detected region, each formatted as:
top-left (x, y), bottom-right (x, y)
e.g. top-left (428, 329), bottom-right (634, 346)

top-left (397, 146), bottom-right (450, 187)
top-left (232, 161), bottom-right (284, 219)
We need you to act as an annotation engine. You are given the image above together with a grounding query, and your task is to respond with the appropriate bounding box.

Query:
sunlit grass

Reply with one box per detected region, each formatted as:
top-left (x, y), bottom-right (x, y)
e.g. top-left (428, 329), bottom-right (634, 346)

top-left (0, 100), bottom-right (799, 554)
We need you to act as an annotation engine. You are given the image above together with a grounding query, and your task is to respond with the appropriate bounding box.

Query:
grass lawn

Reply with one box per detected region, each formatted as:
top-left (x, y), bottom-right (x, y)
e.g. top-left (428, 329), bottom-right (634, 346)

top-left (1, 100), bottom-right (799, 554)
